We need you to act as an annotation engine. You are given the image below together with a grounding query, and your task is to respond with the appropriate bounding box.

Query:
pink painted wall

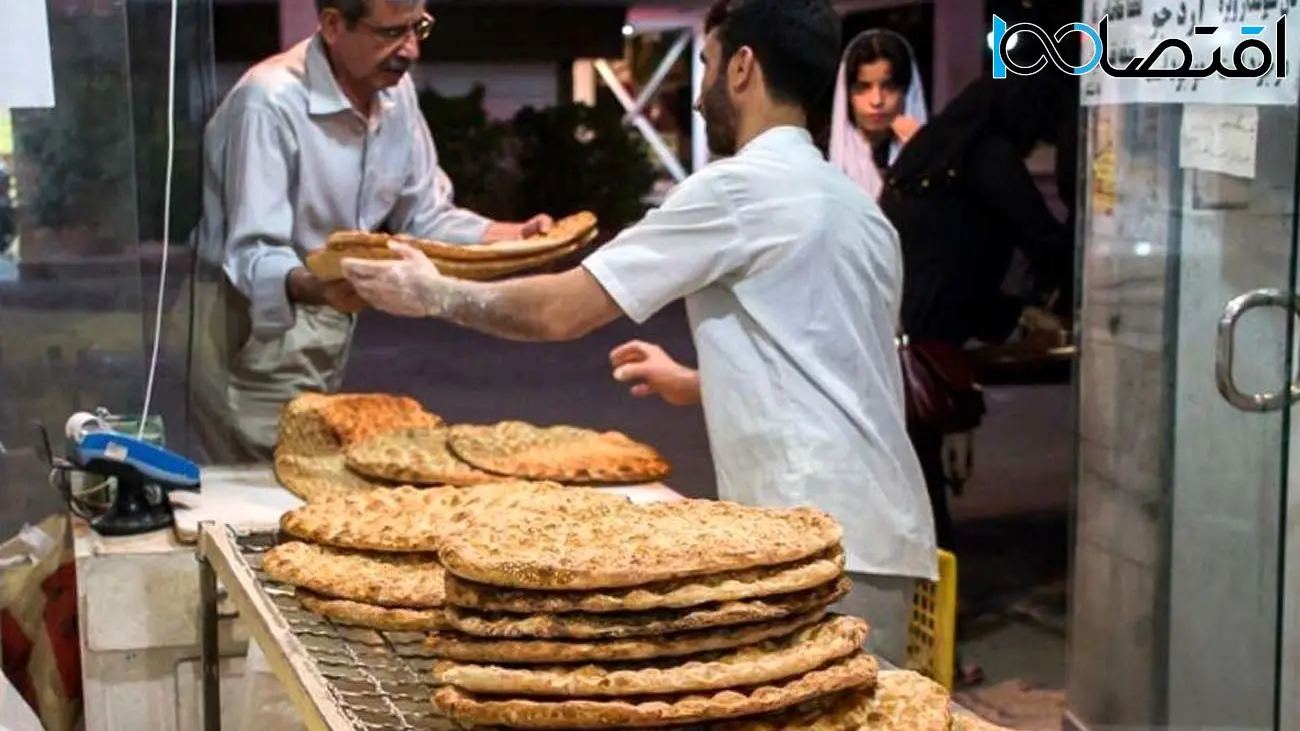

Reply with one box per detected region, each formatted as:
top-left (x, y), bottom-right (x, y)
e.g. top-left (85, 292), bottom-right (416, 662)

top-left (930, 0), bottom-right (984, 110)
top-left (280, 0), bottom-right (318, 49)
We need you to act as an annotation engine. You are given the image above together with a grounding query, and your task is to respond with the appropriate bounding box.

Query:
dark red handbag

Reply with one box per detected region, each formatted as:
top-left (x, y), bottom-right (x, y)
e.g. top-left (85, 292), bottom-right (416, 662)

top-left (897, 335), bottom-right (986, 435)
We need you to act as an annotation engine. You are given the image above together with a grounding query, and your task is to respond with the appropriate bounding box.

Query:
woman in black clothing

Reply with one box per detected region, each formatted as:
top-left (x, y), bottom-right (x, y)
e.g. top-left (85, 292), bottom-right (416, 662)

top-left (879, 71), bottom-right (1077, 688)
top-left (879, 73), bottom-right (1076, 550)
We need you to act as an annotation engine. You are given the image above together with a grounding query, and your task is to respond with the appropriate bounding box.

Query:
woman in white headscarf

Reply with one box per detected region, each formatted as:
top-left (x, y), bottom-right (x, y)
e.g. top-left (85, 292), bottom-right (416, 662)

top-left (829, 29), bottom-right (928, 200)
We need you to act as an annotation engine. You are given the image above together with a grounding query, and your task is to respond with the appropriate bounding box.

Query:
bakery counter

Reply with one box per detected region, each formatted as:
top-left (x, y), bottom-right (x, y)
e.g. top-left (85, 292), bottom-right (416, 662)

top-left (76, 468), bottom-right (685, 731)
top-left (75, 466), bottom-right (295, 731)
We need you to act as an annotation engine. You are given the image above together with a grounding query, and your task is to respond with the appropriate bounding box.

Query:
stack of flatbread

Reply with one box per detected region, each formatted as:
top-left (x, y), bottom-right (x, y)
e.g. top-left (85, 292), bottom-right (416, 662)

top-left (424, 488), bottom-right (958, 729)
top-left (306, 210), bottom-right (600, 282)
top-left (262, 481), bottom-right (1006, 728)
top-left (272, 392), bottom-right (445, 499)
top-left (274, 393), bottom-right (672, 499)
top-left (263, 481), bottom-right (569, 631)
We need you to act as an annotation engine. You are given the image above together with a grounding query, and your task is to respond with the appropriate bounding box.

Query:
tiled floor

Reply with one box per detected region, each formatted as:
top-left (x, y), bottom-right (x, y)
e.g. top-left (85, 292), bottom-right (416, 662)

top-left (944, 384), bottom-right (1072, 727)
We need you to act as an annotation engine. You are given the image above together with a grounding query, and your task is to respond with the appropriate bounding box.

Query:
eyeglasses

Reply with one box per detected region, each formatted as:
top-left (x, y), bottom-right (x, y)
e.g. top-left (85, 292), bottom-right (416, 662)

top-left (360, 13), bottom-right (435, 43)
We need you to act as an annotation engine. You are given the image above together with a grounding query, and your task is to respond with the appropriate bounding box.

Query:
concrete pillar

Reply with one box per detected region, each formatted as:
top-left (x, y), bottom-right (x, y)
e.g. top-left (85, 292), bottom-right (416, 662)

top-left (280, 0), bottom-right (317, 50)
top-left (929, 0), bottom-right (984, 110)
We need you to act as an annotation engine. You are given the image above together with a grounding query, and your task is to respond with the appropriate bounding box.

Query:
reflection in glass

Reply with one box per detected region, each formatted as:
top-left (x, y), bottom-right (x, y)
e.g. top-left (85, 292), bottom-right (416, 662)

top-left (1069, 100), bottom-right (1295, 729)
top-left (0, 0), bottom-right (216, 536)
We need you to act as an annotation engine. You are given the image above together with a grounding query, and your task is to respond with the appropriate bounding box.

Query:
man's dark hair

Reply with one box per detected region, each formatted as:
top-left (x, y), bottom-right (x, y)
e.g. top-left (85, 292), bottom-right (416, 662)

top-left (704, 0), bottom-right (842, 117)
top-left (315, 0), bottom-right (423, 26)
top-left (316, 0), bottom-right (369, 26)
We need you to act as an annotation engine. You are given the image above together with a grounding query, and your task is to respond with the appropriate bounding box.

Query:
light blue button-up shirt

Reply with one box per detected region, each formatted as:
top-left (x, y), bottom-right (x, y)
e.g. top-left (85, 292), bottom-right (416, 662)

top-left (195, 34), bottom-right (491, 340)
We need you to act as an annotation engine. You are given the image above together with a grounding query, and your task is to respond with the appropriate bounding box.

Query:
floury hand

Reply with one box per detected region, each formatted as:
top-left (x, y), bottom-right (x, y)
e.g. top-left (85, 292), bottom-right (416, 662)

top-left (341, 242), bottom-right (483, 318)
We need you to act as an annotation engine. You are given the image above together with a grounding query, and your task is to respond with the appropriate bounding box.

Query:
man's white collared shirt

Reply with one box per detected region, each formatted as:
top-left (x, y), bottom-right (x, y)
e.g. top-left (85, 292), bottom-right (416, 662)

top-left (584, 126), bottom-right (938, 581)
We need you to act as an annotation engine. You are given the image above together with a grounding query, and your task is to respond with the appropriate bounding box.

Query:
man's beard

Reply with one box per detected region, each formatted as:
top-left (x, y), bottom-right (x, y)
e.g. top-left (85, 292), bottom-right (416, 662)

top-left (700, 76), bottom-right (738, 157)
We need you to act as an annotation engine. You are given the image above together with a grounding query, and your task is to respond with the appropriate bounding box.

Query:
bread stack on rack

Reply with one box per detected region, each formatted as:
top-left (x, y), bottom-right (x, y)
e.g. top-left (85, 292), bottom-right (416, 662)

top-left (259, 481), bottom-right (997, 728)
top-left (260, 482), bottom-right (565, 631)
top-left (425, 488), bottom-right (957, 729)
top-left (260, 536), bottom-right (446, 632)
top-left (273, 394), bottom-right (672, 500)
top-left (305, 210), bottom-right (600, 283)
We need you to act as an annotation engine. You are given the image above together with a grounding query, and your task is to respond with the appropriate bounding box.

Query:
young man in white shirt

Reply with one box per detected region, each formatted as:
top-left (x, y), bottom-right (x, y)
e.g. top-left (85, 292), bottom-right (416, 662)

top-left (342, 0), bottom-right (937, 664)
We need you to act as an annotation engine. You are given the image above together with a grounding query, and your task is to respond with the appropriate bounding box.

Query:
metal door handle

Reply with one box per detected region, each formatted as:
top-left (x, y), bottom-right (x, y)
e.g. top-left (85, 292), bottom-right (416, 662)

top-left (1215, 288), bottom-right (1300, 412)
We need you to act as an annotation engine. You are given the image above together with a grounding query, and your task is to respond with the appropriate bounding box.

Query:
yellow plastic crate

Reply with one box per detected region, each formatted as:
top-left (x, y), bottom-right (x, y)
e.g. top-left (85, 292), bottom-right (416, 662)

top-left (0, 108), bottom-right (11, 157)
top-left (906, 548), bottom-right (958, 689)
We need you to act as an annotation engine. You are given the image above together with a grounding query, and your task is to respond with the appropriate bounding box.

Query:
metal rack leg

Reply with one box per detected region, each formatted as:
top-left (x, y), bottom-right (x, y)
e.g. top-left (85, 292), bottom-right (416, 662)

top-left (199, 543), bottom-right (222, 731)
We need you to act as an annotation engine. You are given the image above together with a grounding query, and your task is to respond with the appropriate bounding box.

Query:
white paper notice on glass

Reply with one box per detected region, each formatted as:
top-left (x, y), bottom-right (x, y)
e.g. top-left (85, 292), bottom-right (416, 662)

top-left (0, 0), bottom-right (55, 108)
top-left (1179, 105), bottom-right (1259, 180)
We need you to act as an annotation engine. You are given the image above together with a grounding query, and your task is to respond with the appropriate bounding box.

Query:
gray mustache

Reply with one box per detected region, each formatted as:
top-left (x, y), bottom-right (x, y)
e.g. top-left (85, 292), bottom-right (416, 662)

top-left (381, 58), bottom-right (412, 73)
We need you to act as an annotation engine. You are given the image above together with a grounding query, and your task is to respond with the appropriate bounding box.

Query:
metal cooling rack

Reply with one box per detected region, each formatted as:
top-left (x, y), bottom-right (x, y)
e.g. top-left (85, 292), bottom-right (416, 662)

top-left (196, 523), bottom-right (984, 731)
top-left (197, 523), bottom-right (459, 731)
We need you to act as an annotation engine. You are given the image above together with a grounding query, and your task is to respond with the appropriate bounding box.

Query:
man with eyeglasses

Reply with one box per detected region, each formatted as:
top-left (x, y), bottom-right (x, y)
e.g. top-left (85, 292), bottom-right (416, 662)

top-left (189, 0), bottom-right (551, 464)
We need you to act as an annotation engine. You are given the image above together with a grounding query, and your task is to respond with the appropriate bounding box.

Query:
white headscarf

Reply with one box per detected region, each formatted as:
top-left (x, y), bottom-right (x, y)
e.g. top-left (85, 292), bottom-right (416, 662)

top-left (829, 29), bottom-right (928, 200)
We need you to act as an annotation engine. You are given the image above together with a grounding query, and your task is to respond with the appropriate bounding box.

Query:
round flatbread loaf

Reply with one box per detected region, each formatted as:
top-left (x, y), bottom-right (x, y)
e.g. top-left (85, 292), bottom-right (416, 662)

top-left (424, 609), bottom-right (829, 665)
top-left (277, 392), bottom-right (346, 457)
top-left (310, 219), bottom-right (599, 281)
top-left (314, 393), bottom-right (443, 446)
top-left (431, 615), bottom-right (868, 698)
top-left (325, 230), bottom-right (392, 249)
top-left (436, 490), bottom-right (843, 590)
top-left (393, 211), bottom-right (598, 261)
top-left (442, 548), bottom-right (846, 614)
top-left (273, 450), bottom-right (394, 500)
top-left (273, 392), bottom-right (442, 497)
top-left (707, 670), bottom-right (950, 730)
top-left (294, 589), bottom-right (445, 632)
top-left (343, 427), bottom-right (501, 486)
top-left (447, 421), bottom-right (671, 484)
top-left (860, 670), bottom-right (952, 730)
top-left (279, 481), bottom-right (569, 553)
top-left (261, 541), bottom-right (444, 608)
top-left (440, 578), bottom-right (851, 640)
top-left (430, 652), bottom-right (878, 729)
top-left (428, 232), bottom-right (596, 279)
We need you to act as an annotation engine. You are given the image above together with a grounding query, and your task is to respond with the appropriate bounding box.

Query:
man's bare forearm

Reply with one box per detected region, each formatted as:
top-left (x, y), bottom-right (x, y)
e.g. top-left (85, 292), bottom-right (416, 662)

top-left (421, 278), bottom-right (562, 342)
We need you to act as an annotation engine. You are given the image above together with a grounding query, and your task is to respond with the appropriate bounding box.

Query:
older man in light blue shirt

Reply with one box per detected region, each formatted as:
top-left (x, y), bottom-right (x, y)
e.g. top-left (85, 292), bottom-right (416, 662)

top-left (189, 0), bottom-right (549, 463)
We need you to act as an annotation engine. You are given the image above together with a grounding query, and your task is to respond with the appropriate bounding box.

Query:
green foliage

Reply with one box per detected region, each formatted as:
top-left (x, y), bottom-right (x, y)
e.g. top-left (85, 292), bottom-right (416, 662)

top-left (509, 102), bottom-right (656, 233)
top-left (127, 0), bottom-right (204, 243)
top-left (130, 92), bottom-right (202, 243)
top-left (11, 12), bottom-right (137, 241)
top-left (417, 84), bottom-right (515, 220)
top-left (418, 84), bottom-right (656, 231)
